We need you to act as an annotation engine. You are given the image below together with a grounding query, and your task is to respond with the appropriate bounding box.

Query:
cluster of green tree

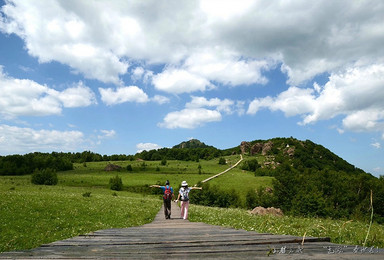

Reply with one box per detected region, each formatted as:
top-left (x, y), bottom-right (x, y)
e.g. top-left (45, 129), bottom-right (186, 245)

top-left (189, 182), bottom-right (240, 208)
top-left (247, 163), bottom-right (384, 223)
top-left (0, 153), bottom-right (73, 175)
top-left (135, 147), bottom-right (223, 161)
top-left (0, 151), bottom-right (135, 175)
top-left (241, 159), bottom-right (260, 172)
top-left (67, 151), bottom-right (134, 163)
top-left (31, 168), bottom-right (58, 185)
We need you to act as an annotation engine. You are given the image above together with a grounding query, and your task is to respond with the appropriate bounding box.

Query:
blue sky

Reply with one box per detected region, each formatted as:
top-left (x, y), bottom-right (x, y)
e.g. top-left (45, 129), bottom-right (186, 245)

top-left (0, 0), bottom-right (383, 177)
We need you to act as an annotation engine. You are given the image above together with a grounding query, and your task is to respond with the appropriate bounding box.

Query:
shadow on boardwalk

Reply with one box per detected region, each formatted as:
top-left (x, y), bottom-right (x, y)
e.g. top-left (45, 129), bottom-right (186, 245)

top-left (1, 201), bottom-right (383, 259)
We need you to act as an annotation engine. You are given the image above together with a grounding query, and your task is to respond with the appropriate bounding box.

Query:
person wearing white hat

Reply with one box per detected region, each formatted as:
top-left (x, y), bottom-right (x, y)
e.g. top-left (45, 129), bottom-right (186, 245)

top-left (175, 181), bottom-right (202, 220)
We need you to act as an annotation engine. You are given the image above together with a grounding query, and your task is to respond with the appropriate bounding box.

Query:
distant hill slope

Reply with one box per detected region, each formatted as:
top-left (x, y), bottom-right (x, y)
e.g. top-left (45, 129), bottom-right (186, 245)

top-left (234, 137), bottom-right (365, 175)
top-left (136, 137), bottom-right (366, 176)
top-left (172, 139), bottom-right (212, 149)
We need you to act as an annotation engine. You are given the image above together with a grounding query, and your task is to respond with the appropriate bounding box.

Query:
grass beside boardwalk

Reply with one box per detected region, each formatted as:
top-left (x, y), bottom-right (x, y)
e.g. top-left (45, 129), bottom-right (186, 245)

top-left (189, 204), bottom-right (384, 248)
top-left (0, 178), bottom-right (161, 253)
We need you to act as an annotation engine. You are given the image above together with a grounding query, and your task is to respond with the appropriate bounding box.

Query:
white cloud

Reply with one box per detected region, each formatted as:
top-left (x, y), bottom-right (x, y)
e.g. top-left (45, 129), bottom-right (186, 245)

top-left (158, 108), bottom-right (221, 129)
top-left (152, 49), bottom-right (272, 95)
top-left (0, 124), bottom-right (85, 154)
top-left (151, 95), bottom-right (170, 105)
top-left (99, 86), bottom-right (149, 105)
top-left (247, 64), bottom-right (384, 136)
top-left (371, 142), bottom-right (381, 149)
top-left (152, 69), bottom-right (213, 94)
top-left (98, 129), bottom-right (116, 139)
top-left (1, 0), bottom-right (384, 88)
top-left (131, 67), bottom-right (145, 82)
top-left (136, 142), bottom-right (162, 153)
top-left (186, 96), bottom-right (235, 114)
top-left (159, 96), bottom-right (243, 129)
top-left (184, 49), bottom-right (271, 86)
top-left (0, 68), bottom-right (96, 118)
top-left (51, 81), bottom-right (97, 108)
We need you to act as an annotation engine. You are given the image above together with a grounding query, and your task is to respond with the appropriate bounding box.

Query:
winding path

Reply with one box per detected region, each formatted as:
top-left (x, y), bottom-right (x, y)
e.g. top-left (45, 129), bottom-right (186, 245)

top-left (1, 201), bottom-right (383, 259)
top-left (201, 154), bottom-right (243, 183)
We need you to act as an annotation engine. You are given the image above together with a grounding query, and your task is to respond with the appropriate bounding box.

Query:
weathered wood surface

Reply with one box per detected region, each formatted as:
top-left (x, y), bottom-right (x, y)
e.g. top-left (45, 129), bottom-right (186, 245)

top-left (1, 202), bottom-right (383, 259)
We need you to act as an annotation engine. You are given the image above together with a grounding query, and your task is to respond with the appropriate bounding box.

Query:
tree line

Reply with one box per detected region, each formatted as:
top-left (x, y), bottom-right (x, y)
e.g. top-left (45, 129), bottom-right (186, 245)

top-left (0, 151), bottom-right (134, 175)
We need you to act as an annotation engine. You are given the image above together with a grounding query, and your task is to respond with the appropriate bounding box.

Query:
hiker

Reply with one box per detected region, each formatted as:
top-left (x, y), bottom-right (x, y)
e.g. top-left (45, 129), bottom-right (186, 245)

top-left (175, 181), bottom-right (202, 220)
top-left (150, 180), bottom-right (174, 219)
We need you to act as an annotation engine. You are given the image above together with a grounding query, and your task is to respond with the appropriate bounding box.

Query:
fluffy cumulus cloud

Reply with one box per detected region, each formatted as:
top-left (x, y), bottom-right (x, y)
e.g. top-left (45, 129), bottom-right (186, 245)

top-left (2, 0), bottom-right (383, 89)
top-left (152, 68), bottom-right (213, 94)
top-left (136, 142), bottom-right (162, 153)
top-left (99, 86), bottom-right (149, 105)
top-left (158, 108), bottom-right (221, 129)
top-left (248, 64), bottom-right (384, 136)
top-left (0, 124), bottom-right (85, 154)
top-left (159, 95), bottom-right (243, 129)
top-left (0, 68), bottom-right (96, 118)
top-left (186, 96), bottom-right (236, 115)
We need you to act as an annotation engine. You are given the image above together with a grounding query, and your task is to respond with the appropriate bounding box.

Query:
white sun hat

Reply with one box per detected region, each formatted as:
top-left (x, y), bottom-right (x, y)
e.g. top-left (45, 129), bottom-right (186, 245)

top-left (181, 181), bottom-right (188, 187)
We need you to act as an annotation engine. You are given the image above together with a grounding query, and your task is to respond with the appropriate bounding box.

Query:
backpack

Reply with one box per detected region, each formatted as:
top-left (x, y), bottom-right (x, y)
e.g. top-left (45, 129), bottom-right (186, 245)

top-left (163, 186), bottom-right (172, 200)
top-left (180, 188), bottom-right (189, 201)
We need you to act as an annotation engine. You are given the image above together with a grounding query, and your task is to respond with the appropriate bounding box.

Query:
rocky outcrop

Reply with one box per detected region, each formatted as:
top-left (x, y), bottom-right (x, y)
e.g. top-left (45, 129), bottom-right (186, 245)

top-left (104, 163), bottom-right (122, 171)
top-left (250, 143), bottom-right (263, 155)
top-left (261, 141), bottom-right (273, 155)
top-left (250, 206), bottom-right (284, 217)
top-left (284, 145), bottom-right (295, 157)
top-left (241, 141), bottom-right (274, 156)
top-left (240, 141), bottom-right (250, 154)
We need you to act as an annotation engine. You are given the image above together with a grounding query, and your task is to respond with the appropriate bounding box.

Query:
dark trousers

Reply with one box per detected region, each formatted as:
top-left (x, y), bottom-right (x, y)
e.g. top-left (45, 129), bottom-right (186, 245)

top-left (163, 198), bottom-right (171, 219)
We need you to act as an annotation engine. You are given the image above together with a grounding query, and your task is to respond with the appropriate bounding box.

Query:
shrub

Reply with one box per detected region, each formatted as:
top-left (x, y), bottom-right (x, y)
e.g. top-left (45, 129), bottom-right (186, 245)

top-left (82, 192), bottom-right (91, 197)
top-left (190, 183), bottom-right (240, 208)
top-left (109, 175), bottom-right (123, 191)
top-left (161, 158), bottom-right (167, 166)
top-left (31, 168), bottom-right (58, 185)
top-left (241, 159), bottom-right (260, 172)
top-left (218, 157), bottom-right (226, 165)
top-left (126, 165), bottom-right (133, 171)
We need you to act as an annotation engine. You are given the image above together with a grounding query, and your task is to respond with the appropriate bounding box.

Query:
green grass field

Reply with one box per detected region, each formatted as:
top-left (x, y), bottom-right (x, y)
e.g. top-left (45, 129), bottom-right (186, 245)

top-left (1, 156), bottom-right (384, 252)
top-left (189, 205), bottom-right (384, 248)
top-left (0, 179), bottom-right (161, 252)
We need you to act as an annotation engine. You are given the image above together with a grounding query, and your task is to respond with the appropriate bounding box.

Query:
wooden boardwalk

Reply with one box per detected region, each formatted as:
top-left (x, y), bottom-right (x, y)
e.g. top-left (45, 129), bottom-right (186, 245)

top-left (1, 202), bottom-right (383, 259)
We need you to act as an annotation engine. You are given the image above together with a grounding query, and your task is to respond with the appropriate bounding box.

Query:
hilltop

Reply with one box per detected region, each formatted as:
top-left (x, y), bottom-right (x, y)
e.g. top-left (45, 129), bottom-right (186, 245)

top-left (172, 139), bottom-right (212, 149)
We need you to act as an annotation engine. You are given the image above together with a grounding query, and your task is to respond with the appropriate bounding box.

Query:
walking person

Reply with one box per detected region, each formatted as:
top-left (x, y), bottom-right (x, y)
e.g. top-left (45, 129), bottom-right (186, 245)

top-left (150, 180), bottom-right (174, 219)
top-left (175, 181), bottom-right (202, 220)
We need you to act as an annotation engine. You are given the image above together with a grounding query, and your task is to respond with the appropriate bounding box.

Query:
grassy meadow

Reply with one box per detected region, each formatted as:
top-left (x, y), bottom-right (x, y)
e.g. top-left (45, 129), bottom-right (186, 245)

top-left (1, 154), bottom-right (384, 252)
top-left (189, 205), bottom-right (384, 248)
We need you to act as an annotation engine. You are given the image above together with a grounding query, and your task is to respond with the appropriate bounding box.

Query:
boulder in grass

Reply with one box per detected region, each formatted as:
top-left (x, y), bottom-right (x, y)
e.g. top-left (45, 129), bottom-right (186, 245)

top-left (250, 206), bottom-right (284, 217)
top-left (104, 163), bottom-right (122, 172)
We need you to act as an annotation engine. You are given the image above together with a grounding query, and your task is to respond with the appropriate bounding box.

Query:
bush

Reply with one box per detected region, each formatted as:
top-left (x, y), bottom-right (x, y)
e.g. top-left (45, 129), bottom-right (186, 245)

top-left (126, 165), bottom-right (132, 171)
top-left (31, 168), bottom-right (58, 185)
top-left (109, 175), bottom-right (123, 191)
top-left (161, 158), bottom-right (167, 166)
top-left (82, 192), bottom-right (91, 197)
top-left (190, 183), bottom-right (240, 208)
top-left (241, 159), bottom-right (260, 172)
top-left (218, 157), bottom-right (226, 165)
